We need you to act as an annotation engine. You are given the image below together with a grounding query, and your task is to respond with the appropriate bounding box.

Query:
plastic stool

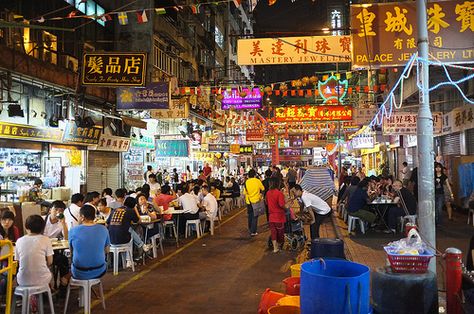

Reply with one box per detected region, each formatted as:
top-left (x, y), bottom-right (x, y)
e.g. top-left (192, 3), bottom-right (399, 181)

top-left (63, 278), bottom-right (105, 314)
top-left (400, 215), bottom-right (417, 232)
top-left (12, 285), bottom-right (55, 314)
top-left (185, 219), bottom-right (202, 238)
top-left (150, 233), bottom-right (164, 258)
top-left (109, 240), bottom-right (134, 275)
top-left (347, 215), bottom-right (365, 234)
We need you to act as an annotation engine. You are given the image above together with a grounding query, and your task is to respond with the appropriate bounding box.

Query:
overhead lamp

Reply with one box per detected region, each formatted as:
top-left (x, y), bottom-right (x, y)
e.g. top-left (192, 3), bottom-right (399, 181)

top-left (5, 101), bottom-right (24, 117)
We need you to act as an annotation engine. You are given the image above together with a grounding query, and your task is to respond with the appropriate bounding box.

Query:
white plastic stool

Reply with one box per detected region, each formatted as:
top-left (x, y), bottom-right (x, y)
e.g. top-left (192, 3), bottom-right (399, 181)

top-left (400, 215), bottom-right (418, 233)
top-left (468, 208), bottom-right (474, 226)
top-left (205, 216), bottom-right (220, 235)
top-left (224, 198), bottom-right (233, 213)
top-left (341, 207), bottom-right (348, 222)
top-left (63, 278), bottom-right (105, 314)
top-left (347, 215), bottom-right (365, 234)
top-left (185, 219), bottom-right (202, 238)
top-left (12, 285), bottom-right (55, 314)
top-left (150, 233), bottom-right (164, 258)
top-left (109, 240), bottom-right (134, 275)
top-left (337, 203), bottom-right (345, 215)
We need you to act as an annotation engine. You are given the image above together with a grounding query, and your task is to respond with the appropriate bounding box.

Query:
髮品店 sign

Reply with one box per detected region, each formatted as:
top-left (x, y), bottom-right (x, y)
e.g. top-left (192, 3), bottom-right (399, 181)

top-left (351, 0), bottom-right (474, 68)
top-left (237, 36), bottom-right (352, 65)
top-left (82, 53), bottom-right (147, 86)
top-left (117, 82), bottom-right (170, 110)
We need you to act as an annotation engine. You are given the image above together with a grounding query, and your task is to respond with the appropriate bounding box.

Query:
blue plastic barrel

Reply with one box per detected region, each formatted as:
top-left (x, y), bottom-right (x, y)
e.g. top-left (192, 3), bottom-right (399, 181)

top-left (300, 259), bottom-right (370, 314)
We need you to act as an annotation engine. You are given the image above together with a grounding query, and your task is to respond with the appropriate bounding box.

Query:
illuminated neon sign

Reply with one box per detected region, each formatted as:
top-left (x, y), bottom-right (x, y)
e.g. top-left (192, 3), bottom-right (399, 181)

top-left (221, 88), bottom-right (262, 110)
top-left (318, 75), bottom-right (348, 104)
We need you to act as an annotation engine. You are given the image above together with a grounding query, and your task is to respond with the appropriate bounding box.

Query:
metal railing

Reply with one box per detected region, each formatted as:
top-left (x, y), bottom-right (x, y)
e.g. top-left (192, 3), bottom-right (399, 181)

top-left (0, 240), bottom-right (15, 314)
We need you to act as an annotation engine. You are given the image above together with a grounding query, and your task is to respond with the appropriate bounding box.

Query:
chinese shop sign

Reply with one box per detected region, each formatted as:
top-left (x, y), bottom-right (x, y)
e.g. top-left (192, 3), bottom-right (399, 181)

top-left (150, 99), bottom-right (189, 119)
top-left (275, 105), bottom-right (353, 122)
top-left (221, 88), bottom-right (262, 110)
top-left (353, 107), bottom-right (379, 125)
top-left (117, 82), bottom-right (170, 110)
top-left (131, 135), bottom-right (155, 150)
top-left (239, 145), bottom-right (254, 154)
top-left (155, 140), bottom-right (189, 157)
top-left (351, 135), bottom-right (375, 149)
top-left (0, 122), bottom-right (63, 143)
top-left (442, 105), bottom-right (474, 134)
top-left (351, 1), bottom-right (474, 68)
top-left (383, 112), bottom-right (443, 135)
top-left (63, 122), bottom-right (102, 145)
top-left (237, 35), bottom-right (352, 65)
top-left (230, 144), bottom-right (241, 154)
top-left (93, 134), bottom-right (131, 152)
top-left (82, 53), bottom-right (147, 86)
top-left (208, 143), bottom-right (230, 152)
top-left (246, 129), bottom-right (265, 141)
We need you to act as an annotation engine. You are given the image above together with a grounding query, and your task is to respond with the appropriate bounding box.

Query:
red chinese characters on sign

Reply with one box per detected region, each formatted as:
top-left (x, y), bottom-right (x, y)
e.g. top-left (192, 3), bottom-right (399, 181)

top-left (274, 105), bottom-right (353, 122)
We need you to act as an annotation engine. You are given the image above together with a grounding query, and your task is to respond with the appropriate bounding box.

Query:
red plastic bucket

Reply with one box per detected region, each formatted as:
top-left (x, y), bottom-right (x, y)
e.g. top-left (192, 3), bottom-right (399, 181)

top-left (258, 288), bottom-right (286, 314)
top-left (282, 277), bottom-right (301, 296)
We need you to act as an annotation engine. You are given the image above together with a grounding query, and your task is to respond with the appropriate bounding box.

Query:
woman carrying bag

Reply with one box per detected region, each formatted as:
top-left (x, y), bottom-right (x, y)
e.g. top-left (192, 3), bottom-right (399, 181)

top-left (244, 169), bottom-right (265, 237)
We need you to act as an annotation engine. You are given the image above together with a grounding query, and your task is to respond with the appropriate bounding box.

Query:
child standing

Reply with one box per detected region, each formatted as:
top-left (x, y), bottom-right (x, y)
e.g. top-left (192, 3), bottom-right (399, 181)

top-left (15, 215), bottom-right (53, 287)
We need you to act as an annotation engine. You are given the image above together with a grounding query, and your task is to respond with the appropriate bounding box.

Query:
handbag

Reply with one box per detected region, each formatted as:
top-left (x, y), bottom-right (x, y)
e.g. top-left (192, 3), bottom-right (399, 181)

top-left (244, 183), bottom-right (265, 217)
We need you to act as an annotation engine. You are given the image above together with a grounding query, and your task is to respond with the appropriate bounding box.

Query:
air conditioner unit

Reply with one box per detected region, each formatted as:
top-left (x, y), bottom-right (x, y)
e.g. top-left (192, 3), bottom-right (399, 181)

top-left (64, 55), bottom-right (79, 72)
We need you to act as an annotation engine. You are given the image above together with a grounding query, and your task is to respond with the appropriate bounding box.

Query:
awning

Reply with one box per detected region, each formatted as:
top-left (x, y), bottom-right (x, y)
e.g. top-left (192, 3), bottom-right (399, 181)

top-left (121, 116), bottom-right (147, 129)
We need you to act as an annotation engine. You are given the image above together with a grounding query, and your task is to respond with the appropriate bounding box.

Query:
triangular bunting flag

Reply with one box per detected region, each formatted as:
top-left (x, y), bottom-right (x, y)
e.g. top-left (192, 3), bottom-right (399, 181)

top-left (35, 17), bottom-right (45, 23)
top-left (191, 4), bottom-right (201, 14)
top-left (117, 12), bottom-right (128, 25)
top-left (233, 0), bottom-right (241, 7)
top-left (269, 0), bottom-right (277, 5)
top-left (136, 10), bottom-right (148, 24)
top-left (100, 14), bottom-right (112, 22)
top-left (155, 8), bottom-right (166, 15)
top-left (67, 11), bottom-right (78, 18)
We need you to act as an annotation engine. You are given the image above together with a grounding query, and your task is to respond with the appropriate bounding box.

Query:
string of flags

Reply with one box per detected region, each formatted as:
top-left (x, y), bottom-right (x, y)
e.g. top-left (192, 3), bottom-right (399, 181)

top-left (28, 0), bottom-right (236, 25)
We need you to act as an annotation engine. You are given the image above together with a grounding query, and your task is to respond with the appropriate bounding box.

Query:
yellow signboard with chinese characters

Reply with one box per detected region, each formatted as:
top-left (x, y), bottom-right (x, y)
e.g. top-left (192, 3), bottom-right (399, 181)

top-left (237, 36), bottom-right (352, 65)
top-left (150, 99), bottom-right (189, 119)
top-left (351, 1), bottom-right (474, 68)
top-left (82, 53), bottom-right (147, 86)
top-left (0, 122), bottom-right (63, 143)
top-left (383, 112), bottom-right (443, 135)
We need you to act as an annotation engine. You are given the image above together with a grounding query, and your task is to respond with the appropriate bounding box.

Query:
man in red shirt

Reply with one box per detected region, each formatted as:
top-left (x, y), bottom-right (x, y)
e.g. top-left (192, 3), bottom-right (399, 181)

top-left (265, 178), bottom-right (287, 253)
top-left (154, 185), bottom-right (177, 221)
top-left (203, 163), bottom-right (212, 180)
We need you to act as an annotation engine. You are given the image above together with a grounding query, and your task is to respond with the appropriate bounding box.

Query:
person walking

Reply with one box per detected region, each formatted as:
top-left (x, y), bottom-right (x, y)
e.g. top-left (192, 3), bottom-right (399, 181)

top-left (244, 169), bottom-right (265, 236)
top-left (266, 177), bottom-right (287, 253)
top-left (292, 184), bottom-right (332, 239)
top-left (400, 162), bottom-right (411, 187)
top-left (434, 162), bottom-right (454, 223)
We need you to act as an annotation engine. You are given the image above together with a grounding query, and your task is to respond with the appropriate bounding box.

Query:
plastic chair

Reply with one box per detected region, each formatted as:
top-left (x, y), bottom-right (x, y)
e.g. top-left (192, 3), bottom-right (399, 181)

top-left (205, 215), bottom-right (220, 236)
top-left (337, 203), bottom-right (345, 216)
top-left (12, 285), bottom-right (55, 314)
top-left (468, 208), bottom-right (474, 226)
top-left (341, 206), bottom-right (348, 222)
top-left (109, 240), bottom-right (134, 275)
top-left (150, 233), bottom-right (164, 258)
top-left (399, 215), bottom-right (417, 233)
top-left (347, 215), bottom-right (365, 234)
top-left (185, 219), bottom-right (202, 238)
top-left (63, 278), bottom-right (105, 314)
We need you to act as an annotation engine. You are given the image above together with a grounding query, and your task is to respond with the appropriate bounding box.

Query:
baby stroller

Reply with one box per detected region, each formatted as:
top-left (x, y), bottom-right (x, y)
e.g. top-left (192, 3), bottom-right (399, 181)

top-left (268, 210), bottom-right (307, 251)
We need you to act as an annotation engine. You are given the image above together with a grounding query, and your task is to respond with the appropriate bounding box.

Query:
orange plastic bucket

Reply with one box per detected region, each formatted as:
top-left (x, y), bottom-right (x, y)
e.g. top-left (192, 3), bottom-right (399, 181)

top-left (267, 305), bottom-right (301, 314)
top-left (258, 288), bottom-right (286, 314)
top-left (277, 296), bottom-right (300, 307)
top-left (282, 277), bottom-right (301, 295)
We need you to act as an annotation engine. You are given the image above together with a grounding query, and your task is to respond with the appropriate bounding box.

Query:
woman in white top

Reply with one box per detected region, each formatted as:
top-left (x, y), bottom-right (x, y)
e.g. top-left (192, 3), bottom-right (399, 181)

top-left (15, 215), bottom-right (53, 287)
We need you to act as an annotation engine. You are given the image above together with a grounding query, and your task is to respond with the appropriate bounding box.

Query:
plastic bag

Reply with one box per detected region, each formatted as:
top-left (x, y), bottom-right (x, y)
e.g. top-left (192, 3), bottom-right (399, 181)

top-left (385, 229), bottom-right (429, 255)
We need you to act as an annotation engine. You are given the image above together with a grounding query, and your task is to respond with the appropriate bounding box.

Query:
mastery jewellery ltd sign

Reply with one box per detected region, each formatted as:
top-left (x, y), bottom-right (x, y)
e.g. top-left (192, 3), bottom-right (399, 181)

top-left (351, 0), bottom-right (474, 68)
top-left (237, 36), bottom-right (352, 65)
top-left (82, 53), bottom-right (147, 86)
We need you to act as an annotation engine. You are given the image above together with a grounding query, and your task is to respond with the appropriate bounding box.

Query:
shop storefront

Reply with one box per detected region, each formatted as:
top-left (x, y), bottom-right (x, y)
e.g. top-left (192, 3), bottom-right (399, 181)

top-left (87, 134), bottom-right (131, 193)
top-left (122, 133), bottom-right (155, 191)
top-left (360, 144), bottom-right (388, 177)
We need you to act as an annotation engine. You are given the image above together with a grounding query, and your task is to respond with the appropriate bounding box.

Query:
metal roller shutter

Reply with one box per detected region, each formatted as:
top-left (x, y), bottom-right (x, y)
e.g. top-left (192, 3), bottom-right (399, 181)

top-left (440, 132), bottom-right (461, 156)
top-left (467, 129), bottom-right (474, 155)
top-left (87, 151), bottom-right (121, 192)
